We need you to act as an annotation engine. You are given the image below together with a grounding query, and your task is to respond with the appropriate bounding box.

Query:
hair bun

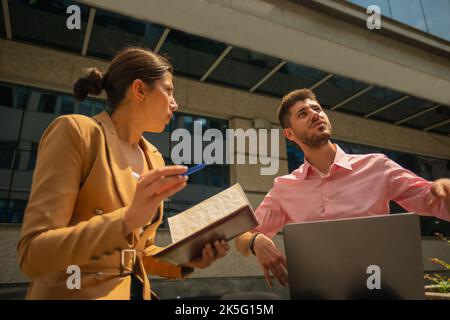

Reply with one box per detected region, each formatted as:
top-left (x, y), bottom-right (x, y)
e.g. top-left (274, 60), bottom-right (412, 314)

top-left (73, 67), bottom-right (104, 101)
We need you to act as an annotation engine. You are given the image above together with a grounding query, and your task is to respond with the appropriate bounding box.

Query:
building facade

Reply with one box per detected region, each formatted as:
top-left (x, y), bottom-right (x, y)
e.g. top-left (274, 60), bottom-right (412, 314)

top-left (0, 0), bottom-right (449, 299)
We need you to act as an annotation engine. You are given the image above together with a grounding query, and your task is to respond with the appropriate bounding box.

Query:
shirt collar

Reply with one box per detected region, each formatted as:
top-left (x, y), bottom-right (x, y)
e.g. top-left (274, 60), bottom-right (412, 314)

top-left (294, 144), bottom-right (352, 180)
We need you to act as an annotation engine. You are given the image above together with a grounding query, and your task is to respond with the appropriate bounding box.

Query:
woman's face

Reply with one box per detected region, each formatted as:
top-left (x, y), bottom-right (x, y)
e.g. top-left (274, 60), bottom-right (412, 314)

top-left (141, 71), bottom-right (178, 133)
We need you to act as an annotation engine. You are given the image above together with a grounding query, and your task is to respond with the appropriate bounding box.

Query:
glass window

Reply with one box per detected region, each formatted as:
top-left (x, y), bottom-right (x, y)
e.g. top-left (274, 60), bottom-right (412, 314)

top-left (93, 100), bottom-right (105, 115)
top-left (340, 87), bottom-right (403, 116)
top-left (0, 198), bottom-right (27, 224)
top-left (350, 0), bottom-right (392, 17)
top-left (403, 105), bottom-right (450, 129)
top-left (77, 100), bottom-right (92, 116)
top-left (421, 0), bottom-right (450, 41)
top-left (60, 95), bottom-right (74, 115)
top-left (37, 93), bottom-right (57, 114)
top-left (27, 142), bottom-right (38, 171)
top-left (87, 9), bottom-right (165, 60)
top-left (0, 84), bottom-right (13, 108)
top-left (388, 0), bottom-right (429, 32)
top-left (373, 97), bottom-right (434, 123)
top-left (256, 63), bottom-right (328, 98)
top-left (159, 29), bottom-right (227, 79)
top-left (15, 86), bottom-right (28, 110)
top-left (432, 122), bottom-right (450, 135)
top-left (0, 141), bottom-right (16, 169)
top-left (207, 47), bottom-right (283, 90)
top-left (0, 0), bottom-right (5, 37)
top-left (313, 75), bottom-right (368, 108)
top-left (9, 0), bottom-right (89, 53)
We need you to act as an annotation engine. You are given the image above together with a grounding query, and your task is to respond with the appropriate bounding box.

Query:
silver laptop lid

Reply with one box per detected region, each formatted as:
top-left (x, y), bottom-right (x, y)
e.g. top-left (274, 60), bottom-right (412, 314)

top-left (283, 213), bottom-right (424, 300)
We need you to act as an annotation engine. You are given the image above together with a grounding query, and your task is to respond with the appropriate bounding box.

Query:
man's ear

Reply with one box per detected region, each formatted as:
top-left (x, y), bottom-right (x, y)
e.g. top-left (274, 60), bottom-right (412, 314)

top-left (283, 128), bottom-right (295, 142)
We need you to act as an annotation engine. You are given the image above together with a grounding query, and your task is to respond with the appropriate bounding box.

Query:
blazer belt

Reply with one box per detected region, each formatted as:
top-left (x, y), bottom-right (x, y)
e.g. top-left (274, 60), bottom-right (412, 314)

top-left (72, 250), bottom-right (144, 277)
top-left (120, 249), bottom-right (144, 276)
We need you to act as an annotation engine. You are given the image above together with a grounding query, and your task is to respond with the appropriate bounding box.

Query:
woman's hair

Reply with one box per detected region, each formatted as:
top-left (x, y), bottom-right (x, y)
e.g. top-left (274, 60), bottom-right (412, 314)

top-left (73, 47), bottom-right (173, 113)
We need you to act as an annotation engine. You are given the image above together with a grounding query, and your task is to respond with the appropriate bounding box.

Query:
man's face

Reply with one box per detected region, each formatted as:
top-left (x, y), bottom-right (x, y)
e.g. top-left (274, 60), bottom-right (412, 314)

top-left (283, 98), bottom-right (332, 148)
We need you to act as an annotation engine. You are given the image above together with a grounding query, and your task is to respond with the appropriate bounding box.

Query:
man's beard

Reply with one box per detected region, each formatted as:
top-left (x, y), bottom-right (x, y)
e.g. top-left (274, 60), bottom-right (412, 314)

top-left (297, 123), bottom-right (332, 148)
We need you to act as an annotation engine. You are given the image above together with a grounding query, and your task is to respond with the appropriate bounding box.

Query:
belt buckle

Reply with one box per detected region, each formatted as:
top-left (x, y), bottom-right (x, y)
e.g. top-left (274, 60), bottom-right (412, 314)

top-left (120, 249), bottom-right (136, 275)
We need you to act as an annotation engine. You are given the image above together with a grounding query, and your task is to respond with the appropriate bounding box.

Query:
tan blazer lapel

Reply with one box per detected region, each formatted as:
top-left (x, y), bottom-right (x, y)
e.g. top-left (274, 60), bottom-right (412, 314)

top-left (139, 139), bottom-right (164, 227)
top-left (93, 111), bottom-right (136, 208)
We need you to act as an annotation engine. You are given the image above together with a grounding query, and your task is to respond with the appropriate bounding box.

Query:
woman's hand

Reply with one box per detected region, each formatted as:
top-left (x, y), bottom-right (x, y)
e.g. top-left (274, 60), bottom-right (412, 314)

top-left (184, 240), bottom-right (230, 269)
top-left (123, 165), bottom-right (188, 235)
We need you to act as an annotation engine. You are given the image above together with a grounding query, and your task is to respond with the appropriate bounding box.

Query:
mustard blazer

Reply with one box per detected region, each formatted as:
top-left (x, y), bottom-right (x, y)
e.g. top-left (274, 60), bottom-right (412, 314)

top-left (17, 111), bottom-right (186, 300)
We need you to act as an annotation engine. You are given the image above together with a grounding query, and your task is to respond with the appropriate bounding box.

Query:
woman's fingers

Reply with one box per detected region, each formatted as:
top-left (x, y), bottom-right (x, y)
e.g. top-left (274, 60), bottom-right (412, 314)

top-left (154, 180), bottom-right (187, 203)
top-left (145, 175), bottom-right (188, 197)
top-left (140, 165), bottom-right (188, 187)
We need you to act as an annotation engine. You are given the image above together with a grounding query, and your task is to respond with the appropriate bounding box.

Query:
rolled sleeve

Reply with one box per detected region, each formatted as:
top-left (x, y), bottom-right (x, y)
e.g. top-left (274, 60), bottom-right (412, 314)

top-left (253, 184), bottom-right (291, 238)
top-left (384, 155), bottom-right (449, 221)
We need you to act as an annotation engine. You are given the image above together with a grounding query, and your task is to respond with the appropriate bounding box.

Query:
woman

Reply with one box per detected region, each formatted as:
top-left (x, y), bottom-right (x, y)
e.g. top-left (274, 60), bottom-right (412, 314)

top-left (17, 47), bottom-right (229, 300)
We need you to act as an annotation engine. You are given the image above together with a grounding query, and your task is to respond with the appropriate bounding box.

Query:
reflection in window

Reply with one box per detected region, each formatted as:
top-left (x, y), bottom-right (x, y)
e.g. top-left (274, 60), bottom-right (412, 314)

top-left (421, 0), bottom-right (450, 41)
top-left (257, 63), bottom-right (328, 97)
top-left (60, 96), bottom-right (74, 115)
top-left (389, 0), bottom-right (429, 32)
top-left (0, 142), bottom-right (16, 169)
top-left (159, 29), bottom-right (227, 79)
top-left (93, 101), bottom-right (104, 115)
top-left (0, 83), bottom-right (29, 110)
top-left (0, 1), bottom-right (5, 37)
top-left (88, 9), bottom-right (165, 59)
top-left (78, 101), bottom-right (92, 116)
top-left (340, 87), bottom-right (403, 116)
top-left (350, 0), bottom-right (393, 17)
top-left (27, 143), bottom-right (38, 171)
top-left (313, 75), bottom-right (368, 108)
top-left (373, 97), bottom-right (434, 123)
top-left (0, 198), bottom-right (27, 223)
top-left (37, 93), bottom-right (57, 113)
top-left (0, 85), bottom-right (13, 108)
top-left (208, 47), bottom-right (283, 90)
top-left (9, 0), bottom-right (88, 53)
top-left (350, 0), bottom-right (450, 41)
top-left (403, 105), bottom-right (450, 129)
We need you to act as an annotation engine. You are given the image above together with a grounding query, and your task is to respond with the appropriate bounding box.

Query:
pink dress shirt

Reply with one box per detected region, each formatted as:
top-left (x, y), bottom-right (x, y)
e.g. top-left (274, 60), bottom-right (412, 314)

top-left (254, 144), bottom-right (449, 238)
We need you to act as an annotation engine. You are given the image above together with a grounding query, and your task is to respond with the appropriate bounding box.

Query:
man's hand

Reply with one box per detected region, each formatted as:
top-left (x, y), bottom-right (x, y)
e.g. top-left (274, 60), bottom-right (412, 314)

top-left (184, 240), bottom-right (230, 269)
top-left (253, 234), bottom-right (288, 288)
top-left (429, 178), bottom-right (450, 213)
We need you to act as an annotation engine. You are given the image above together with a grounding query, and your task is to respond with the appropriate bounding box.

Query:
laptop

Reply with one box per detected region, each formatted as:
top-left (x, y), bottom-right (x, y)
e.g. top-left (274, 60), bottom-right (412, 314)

top-left (283, 213), bottom-right (425, 300)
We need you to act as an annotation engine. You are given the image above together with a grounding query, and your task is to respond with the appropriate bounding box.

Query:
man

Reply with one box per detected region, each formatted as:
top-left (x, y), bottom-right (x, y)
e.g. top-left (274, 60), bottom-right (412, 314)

top-left (235, 89), bottom-right (450, 288)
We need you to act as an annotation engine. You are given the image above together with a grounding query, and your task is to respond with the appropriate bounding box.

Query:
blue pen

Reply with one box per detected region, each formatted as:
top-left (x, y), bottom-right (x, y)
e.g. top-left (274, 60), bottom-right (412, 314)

top-left (131, 163), bottom-right (207, 180)
top-left (182, 163), bottom-right (207, 176)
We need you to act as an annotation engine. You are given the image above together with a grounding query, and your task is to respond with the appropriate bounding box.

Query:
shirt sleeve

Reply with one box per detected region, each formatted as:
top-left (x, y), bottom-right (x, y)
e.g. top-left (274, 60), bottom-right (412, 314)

top-left (383, 155), bottom-right (449, 221)
top-left (253, 181), bottom-right (292, 238)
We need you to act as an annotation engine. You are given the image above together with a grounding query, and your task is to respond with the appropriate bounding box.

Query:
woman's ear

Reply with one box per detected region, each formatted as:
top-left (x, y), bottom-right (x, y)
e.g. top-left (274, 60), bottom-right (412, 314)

top-left (131, 79), bottom-right (147, 102)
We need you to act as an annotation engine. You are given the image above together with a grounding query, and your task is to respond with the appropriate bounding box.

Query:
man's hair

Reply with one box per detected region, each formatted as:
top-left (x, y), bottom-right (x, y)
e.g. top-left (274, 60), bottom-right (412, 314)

top-left (277, 89), bottom-right (317, 128)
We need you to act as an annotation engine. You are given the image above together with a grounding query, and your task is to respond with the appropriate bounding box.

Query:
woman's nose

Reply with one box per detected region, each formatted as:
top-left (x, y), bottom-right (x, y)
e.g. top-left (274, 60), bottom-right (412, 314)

top-left (170, 98), bottom-right (178, 112)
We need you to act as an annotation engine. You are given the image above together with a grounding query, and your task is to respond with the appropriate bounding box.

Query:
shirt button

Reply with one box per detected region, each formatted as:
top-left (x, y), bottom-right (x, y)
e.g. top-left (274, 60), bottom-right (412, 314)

top-left (95, 272), bottom-right (104, 281)
top-left (94, 208), bottom-right (103, 215)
